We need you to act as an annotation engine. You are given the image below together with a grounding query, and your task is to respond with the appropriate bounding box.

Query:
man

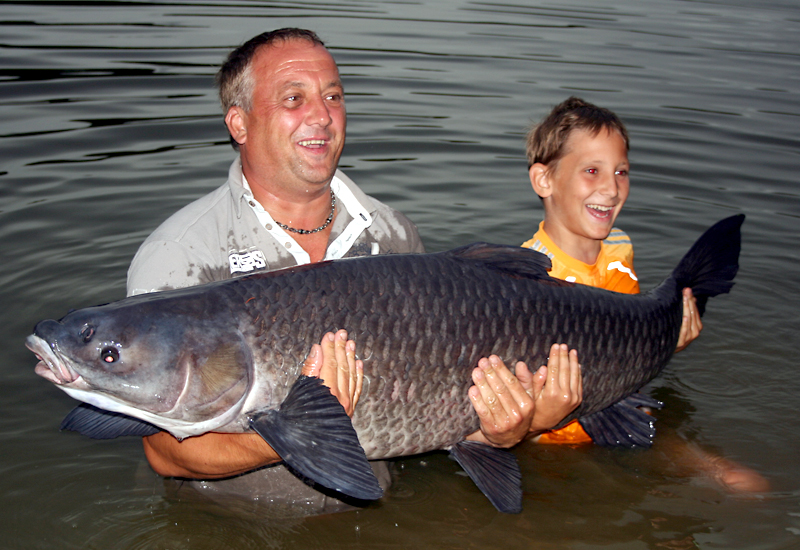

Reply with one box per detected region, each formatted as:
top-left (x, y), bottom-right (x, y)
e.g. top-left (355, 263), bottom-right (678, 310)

top-left (128, 28), bottom-right (578, 513)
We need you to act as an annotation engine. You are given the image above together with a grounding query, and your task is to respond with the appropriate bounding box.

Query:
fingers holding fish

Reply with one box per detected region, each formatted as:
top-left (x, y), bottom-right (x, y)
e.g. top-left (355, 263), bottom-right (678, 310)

top-left (466, 355), bottom-right (535, 448)
top-left (339, 332), bottom-right (364, 414)
top-left (675, 288), bottom-right (703, 352)
top-left (301, 330), bottom-right (364, 417)
top-left (529, 344), bottom-right (583, 434)
top-left (301, 343), bottom-right (323, 378)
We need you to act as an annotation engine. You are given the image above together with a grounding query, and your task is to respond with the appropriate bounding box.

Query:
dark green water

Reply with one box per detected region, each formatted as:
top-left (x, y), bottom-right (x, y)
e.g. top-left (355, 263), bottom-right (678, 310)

top-left (1, 1), bottom-right (799, 548)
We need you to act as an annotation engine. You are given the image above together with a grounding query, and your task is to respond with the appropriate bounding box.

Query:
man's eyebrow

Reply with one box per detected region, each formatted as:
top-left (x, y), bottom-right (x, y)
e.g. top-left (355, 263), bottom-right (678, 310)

top-left (278, 81), bottom-right (308, 92)
top-left (278, 79), bottom-right (343, 91)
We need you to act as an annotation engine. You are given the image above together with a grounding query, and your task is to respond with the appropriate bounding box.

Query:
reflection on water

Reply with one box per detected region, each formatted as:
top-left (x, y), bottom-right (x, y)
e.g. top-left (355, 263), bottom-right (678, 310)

top-left (2, 1), bottom-right (800, 549)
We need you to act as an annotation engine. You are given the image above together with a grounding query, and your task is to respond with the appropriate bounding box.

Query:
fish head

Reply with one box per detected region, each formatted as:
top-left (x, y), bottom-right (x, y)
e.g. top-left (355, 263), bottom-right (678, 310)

top-left (27, 295), bottom-right (253, 435)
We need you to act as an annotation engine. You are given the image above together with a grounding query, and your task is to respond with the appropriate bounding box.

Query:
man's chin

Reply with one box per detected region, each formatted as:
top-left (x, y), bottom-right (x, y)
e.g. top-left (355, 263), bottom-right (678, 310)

top-left (297, 164), bottom-right (339, 187)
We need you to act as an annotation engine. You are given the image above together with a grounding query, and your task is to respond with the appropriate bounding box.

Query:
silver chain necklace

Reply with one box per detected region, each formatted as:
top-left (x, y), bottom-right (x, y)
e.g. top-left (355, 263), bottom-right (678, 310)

top-left (274, 189), bottom-right (336, 235)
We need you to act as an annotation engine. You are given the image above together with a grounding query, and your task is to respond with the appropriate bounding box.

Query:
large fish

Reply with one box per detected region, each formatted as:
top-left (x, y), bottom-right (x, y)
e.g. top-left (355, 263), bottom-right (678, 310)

top-left (27, 215), bottom-right (743, 513)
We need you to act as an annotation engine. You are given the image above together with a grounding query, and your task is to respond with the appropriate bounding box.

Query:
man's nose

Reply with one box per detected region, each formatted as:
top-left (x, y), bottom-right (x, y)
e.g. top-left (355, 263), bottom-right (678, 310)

top-left (305, 95), bottom-right (332, 127)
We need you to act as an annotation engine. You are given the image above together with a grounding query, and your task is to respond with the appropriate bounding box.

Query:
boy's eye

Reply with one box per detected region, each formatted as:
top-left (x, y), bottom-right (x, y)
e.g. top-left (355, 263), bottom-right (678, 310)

top-left (615, 169), bottom-right (629, 176)
top-left (585, 168), bottom-right (598, 174)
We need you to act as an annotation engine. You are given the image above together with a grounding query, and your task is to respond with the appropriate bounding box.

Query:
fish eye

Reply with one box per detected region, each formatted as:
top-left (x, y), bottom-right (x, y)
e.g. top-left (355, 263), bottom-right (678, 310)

top-left (80, 324), bottom-right (95, 343)
top-left (101, 347), bottom-right (120, 363)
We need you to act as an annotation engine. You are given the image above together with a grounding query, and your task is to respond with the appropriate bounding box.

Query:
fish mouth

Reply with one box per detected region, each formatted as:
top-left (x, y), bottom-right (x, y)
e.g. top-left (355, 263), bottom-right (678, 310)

top-left (26, 334), bottom-right (82, 385)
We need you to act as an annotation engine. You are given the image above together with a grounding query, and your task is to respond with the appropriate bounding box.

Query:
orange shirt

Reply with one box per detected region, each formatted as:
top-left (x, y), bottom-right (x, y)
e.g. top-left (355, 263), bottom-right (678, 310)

top-left (521, 221), bottom-right (640, 294)
top-left (522, 221), bottom-right (640, 443)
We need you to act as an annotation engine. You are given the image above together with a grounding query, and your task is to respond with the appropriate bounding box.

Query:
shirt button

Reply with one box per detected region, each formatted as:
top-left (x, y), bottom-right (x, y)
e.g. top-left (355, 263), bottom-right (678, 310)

top-left (248, 201), bottom-right (255, 207)
top-left (285, 242), bottom-right (292, 249)
top-left (265, 223), bottom-right (272, 230)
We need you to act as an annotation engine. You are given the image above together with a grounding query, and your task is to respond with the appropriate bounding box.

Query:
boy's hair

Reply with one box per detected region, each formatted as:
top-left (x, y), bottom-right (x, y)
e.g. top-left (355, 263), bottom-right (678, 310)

top-left (525, 96), bottom-right (629, 169)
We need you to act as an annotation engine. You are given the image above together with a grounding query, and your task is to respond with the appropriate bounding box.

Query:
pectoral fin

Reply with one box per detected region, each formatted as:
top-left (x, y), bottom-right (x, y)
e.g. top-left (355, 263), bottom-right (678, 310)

top-left (578, 393), bottom-right (664, 448)
top-left (449, 440), bottom-right (523, 514)
top-left (249, 375), bottom-right (383, 501)
top-left (60, 403), bottom-right (161, 439)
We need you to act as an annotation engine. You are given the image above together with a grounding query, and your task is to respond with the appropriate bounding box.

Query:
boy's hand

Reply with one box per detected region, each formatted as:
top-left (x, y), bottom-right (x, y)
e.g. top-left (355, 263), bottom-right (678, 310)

top-left (466, 356), bottom-right (536, 448)
top-left (301, 330), bottom-right (363, 417)
top-left (529, 344), bottom-right (583, 435)
top-left (675, 288), bottom-right (703, 353)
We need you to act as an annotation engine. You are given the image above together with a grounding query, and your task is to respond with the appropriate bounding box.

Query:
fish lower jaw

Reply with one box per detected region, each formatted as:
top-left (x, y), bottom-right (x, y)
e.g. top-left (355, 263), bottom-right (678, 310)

top-left (34, 360), bottom-right (82, 386)
top-left (27, 335), bottom-right (82, 384)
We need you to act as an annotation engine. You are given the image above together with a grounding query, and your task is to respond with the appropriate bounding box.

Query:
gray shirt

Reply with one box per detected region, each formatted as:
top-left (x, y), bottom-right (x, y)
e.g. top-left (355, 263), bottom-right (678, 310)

top-left (128, 158), bottom-right (424, 296)
top-left (127, 158), bottom-right (424, 514)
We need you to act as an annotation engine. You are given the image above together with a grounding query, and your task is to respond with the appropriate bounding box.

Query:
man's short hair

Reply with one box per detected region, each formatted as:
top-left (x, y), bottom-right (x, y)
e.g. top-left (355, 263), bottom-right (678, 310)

top-left (216, 28), bottom-right (326, 114)
top-left (525, 96), bottom-right (629, 169)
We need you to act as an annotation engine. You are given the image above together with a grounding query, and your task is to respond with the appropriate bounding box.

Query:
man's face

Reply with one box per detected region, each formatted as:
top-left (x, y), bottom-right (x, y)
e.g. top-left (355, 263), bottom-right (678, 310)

top-left (235, 39), bottom-right (346, 195)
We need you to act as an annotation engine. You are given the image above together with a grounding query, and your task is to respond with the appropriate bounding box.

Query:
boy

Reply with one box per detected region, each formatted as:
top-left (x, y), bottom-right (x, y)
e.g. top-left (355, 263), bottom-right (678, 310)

top-left (521, 96), bottom-right (699, 442)
top-left (471, 97), bottom-right (767, 491)
top-left (469, 97), bottom-right (698, 447)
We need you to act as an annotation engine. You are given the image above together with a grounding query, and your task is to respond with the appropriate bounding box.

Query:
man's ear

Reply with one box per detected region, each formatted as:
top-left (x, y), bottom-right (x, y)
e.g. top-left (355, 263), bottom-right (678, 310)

top-left (224, 107), bottom-right (247, 146)
top-left (529, 163), bottom-right (552, 198)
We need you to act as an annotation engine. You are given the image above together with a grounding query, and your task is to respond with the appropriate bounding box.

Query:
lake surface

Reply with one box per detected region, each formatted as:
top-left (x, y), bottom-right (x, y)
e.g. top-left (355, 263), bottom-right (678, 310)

top-left (2, 1), bottom-right (799, 548)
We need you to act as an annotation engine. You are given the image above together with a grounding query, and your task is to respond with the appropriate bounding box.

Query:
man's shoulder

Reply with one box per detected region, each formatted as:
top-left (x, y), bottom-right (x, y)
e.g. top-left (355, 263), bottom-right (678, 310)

top-left (335, 170), bottom-right (424, 254)
top-left (144, 183), bottom-right (232, 245)
top-left (127, 182), bottom-right (236, 296)
top-left (363, 196), bottom-right (424, 254)
top-left (368, 195), bottom-right (416, 225)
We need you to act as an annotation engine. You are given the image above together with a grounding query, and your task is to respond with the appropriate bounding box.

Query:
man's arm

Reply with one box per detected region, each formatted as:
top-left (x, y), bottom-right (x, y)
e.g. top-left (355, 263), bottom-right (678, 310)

top-left (142, 330), bottom-right (362, 478)
top-left (466, 344), bottom-right (582, 448)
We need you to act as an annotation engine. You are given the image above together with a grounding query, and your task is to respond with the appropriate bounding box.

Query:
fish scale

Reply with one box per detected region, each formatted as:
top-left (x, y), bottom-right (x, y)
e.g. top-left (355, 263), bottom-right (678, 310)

top-left (217, 249), bottom-right (676, 459)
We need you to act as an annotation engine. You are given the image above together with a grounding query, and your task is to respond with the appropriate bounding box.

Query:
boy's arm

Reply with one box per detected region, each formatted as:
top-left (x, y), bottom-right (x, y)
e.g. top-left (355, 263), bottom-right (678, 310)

top-left (466, 344), bottom-right (583, 448)
top-left (142, 330), bottom-right (362, 478)
top-left (675, 288), bottom-right (703, 352)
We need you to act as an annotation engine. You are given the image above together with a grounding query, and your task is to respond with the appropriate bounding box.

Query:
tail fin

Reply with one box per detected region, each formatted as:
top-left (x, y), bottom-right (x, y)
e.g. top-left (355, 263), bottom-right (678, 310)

top-left (671, 214), bottom-right (744, 316)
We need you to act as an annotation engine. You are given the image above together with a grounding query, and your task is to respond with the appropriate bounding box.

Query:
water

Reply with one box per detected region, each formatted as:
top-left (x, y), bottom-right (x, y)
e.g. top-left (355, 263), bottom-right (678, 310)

top-left (2, 1), bottom-right (799, 548)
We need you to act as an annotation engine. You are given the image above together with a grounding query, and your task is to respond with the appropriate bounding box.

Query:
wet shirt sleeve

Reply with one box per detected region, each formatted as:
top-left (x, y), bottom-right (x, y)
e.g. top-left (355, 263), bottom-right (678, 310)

top-left (126, 239), bottom-right (219, 296)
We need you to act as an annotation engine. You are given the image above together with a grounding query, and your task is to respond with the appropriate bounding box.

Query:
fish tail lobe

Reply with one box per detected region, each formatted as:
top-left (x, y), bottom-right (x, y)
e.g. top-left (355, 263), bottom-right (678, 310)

top-left (670, 214), bottom-right (744, 316)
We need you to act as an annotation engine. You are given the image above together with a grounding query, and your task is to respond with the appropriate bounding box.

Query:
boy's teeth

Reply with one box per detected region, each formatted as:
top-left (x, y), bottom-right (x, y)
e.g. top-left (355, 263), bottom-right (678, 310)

top-left (299, 139), bottom-right (325, 146)
top-left (588, 204), bottom-right (612, 212)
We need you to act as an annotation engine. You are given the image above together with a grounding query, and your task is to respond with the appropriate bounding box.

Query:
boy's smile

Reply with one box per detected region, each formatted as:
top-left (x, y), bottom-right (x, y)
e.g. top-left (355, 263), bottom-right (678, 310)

top-left (531, 127), bottom-right (630, 265)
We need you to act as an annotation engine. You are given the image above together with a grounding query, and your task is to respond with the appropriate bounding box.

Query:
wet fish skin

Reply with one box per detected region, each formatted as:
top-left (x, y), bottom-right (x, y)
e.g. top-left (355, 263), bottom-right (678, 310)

top-left (28, 215), bottom-right (743, 510)
top-left (247, 245), bottom-right (680, 458)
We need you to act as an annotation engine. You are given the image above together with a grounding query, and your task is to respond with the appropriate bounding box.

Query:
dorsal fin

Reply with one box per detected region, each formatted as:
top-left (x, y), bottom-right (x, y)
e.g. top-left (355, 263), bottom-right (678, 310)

top-left (447, 242), bottom-right (570, 284)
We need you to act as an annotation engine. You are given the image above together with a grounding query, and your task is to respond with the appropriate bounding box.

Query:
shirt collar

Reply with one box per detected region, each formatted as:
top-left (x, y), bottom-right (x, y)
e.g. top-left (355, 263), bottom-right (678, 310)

top-left (234, 161), bottom-right (374, 265)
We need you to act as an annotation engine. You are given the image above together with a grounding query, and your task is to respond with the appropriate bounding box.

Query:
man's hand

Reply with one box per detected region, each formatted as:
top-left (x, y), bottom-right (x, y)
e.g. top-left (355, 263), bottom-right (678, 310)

top-left (675, 287), bottom-right (703, 353)
top-left (528, 343), bottom-right (582, 435)
top-left (301, 329), bottom-right (363, 417)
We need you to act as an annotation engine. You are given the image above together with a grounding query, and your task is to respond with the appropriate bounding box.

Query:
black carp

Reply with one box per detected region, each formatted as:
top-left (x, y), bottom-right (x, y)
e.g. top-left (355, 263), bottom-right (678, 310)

top-left (27, 215), bottom-right (744, 513)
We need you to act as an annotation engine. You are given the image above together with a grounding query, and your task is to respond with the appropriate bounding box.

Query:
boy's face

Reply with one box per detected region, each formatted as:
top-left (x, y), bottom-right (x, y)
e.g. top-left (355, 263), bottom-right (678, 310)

top-left (531, 127), bottom-right (630, 262)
